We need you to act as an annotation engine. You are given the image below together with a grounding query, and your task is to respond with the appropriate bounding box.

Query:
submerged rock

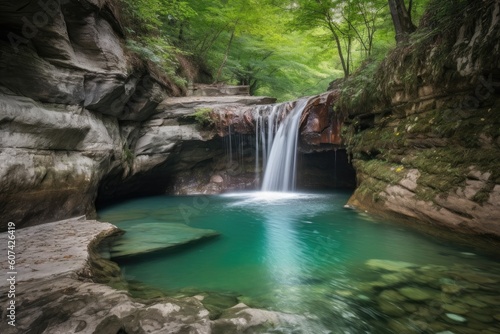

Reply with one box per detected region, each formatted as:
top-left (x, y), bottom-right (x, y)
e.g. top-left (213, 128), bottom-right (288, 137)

top-left (379, 290), bottom-right (407, 302)
top-left (365, 259), bottom-right (417, 272)
top-left (445, 313), bottom-right (467, 323)
top-left (110, 223), bottom-right (220, 259)
top-left (475, 295), bottom-right (500, 306)
top-left (468, 312), bottom-right (495, 323)
top-left (452, 271), bottom-right (499, 285)
top-left (378, 300), bottom-right (407, 317)
top-left (199, 292), bottom-right (240, 320)
top-left (461, 295), bottom-right (488, 308)
top-left (442, 303), bottom-right (469, 315)
top-left (398, 287), bottom-right (434, 302)
top-left (441, 283), bottom-right (464, 295)
top-left (381, 273), bottom-right (410, 285)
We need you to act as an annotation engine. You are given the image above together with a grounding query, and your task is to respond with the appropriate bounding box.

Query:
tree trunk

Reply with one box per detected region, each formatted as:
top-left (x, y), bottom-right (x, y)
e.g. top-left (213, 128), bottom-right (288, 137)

top-left (213, 25), bottom-right (236, 84)
top-left (333, 30), bottom-right (349, 78)
top-left (326, 19), bottom-right (349, 78)
top-left (388, 0), bottom-right (416, 43)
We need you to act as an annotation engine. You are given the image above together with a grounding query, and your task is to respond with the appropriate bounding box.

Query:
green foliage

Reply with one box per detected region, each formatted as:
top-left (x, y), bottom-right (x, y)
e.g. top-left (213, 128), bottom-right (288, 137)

top-left (193, 108), bottom-right (214, 126)
top-left (287, 0), bottom-right (394, 78)
top-left (119, 0), bottom-right (195, 88)
top-left (116, 0), bottom-right (440, 101)
top-left (176, 0), bottom-right (346, 100)
top-left (122, 145), bottom-right (134, 165)
top-left (119, 0), bottom-right (196, 35)
top-left (126, 38), bottom-right (188, 88)
top-left (337, 58), bottom-right (385, 115)
top-left (117, 0), bottom-right (407, 101)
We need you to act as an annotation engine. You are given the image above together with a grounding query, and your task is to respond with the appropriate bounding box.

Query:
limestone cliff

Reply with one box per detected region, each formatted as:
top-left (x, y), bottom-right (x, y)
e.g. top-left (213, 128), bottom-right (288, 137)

top-left (0, 0), bottom-right (272, 229)
top-left (342, 0), bottom-right (500, 238)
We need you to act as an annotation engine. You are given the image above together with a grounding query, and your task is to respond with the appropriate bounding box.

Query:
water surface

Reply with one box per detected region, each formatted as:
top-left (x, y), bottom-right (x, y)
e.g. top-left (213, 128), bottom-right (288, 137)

top-left (99, 191), bottom-right (500, 333)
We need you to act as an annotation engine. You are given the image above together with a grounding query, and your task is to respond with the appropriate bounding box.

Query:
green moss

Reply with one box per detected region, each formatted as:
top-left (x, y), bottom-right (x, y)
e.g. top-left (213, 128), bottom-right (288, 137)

top-left (409, 149), bottom-right (464, 200)
top-left (353, 159), bottom-right (407, 204)
top-left (354, 168), bottom-right (404, 205)
top-left (472, 184), bottom-right (494, 204)
top-left (122, 142), bottom-right (135, 167)
top-left (358, 160), bottom-right (406, 185)
top-left (405, 147), bottom-right (500, 201)
top-left (123, 147), bottom-right (134, 163)
top-left (350, 107), bottom-right (500, 202)
top-left (340, 1), bottom-right (500, 208)
top-left (193, 107), bottom-right (214, 126)
top-left (337, 59), bottom-right (386, 115)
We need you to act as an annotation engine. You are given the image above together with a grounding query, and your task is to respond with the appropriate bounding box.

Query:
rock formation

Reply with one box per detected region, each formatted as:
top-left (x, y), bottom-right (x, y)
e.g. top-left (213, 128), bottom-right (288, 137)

top-left (0, 0), bottom-right (275, 229)
top-left (342, 1), bottom-right (500, 238)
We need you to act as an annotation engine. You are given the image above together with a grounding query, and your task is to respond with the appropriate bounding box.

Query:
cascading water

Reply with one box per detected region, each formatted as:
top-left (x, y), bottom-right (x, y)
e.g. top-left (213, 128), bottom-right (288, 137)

top-left (261, 98), bottom-right (309, 192)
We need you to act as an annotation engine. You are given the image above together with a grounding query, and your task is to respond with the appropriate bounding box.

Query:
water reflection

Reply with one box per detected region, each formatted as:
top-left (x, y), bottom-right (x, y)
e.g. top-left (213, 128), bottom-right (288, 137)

top-left (262, 205), bottom-right (304, 287)
top-left (99, 192), bottom-right (500, 334)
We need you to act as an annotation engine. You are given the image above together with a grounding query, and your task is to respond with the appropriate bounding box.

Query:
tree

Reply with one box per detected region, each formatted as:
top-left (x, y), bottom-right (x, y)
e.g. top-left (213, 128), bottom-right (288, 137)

top-left (388, 0), bottom-right (416, 43)
top-left (351, 0), bottom-right (387, 56)
top-left (119, 0), bottom-right (400, 100)
top-left (287, 0), bottom-right (349, 77)
top-left (287, 0), bottom-right (388, 78)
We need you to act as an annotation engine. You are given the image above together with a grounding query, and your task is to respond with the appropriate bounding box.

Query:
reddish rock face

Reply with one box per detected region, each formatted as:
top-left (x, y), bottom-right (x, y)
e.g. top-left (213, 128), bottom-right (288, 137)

top-left (300, 91), bottom-right (343, 147)
top-left (212, 90), bottom-right (344, 151)
top-left (211, 106), bottom-right (257, 136)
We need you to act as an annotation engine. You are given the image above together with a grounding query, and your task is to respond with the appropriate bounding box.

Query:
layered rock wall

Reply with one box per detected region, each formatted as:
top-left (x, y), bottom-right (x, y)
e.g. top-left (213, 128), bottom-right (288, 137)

top-left (0, 0), bottom-right (138, 229)
top-left (96, 95), bottom-right (276, 202)
top-left (344, 1), bottom-right (500, 237)
top-left (0, 0), bottom-right (274, 229)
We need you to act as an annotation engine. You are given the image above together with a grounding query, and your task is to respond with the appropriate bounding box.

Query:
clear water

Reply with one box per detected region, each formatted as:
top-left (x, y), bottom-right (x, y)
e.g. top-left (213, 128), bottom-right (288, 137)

top-left (99, 191), bottom-right (500, 333)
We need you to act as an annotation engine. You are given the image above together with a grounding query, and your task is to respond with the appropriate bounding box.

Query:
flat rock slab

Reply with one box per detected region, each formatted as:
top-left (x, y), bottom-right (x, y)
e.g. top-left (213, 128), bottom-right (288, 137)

top-left (160, 95), bottom-right (277, 108)
top-left (0, 217), bottom-right (117, 287)
top-left (110, 223), bottom-right (220, 260)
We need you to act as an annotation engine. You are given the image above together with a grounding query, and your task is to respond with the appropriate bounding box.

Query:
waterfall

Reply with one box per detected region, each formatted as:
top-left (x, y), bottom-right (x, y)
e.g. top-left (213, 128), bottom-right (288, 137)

top-left (255, 113), bottom-right (261, 183)
top-left (228, 124), bottom-right (233, 165)
top-left (261, 98), bottom-right (309, 192)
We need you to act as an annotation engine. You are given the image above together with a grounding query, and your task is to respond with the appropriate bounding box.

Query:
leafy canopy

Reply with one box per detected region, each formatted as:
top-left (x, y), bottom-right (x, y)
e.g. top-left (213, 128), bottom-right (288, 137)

top-left (118, 0), bottom-right (429, 101)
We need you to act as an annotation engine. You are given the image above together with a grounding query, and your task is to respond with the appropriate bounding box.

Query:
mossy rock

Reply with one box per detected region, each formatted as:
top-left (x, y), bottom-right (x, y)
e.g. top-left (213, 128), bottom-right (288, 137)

top-left (201, 292), bottom-right (240, 320)
top-left (398, 287), bottom-right (435, 302)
